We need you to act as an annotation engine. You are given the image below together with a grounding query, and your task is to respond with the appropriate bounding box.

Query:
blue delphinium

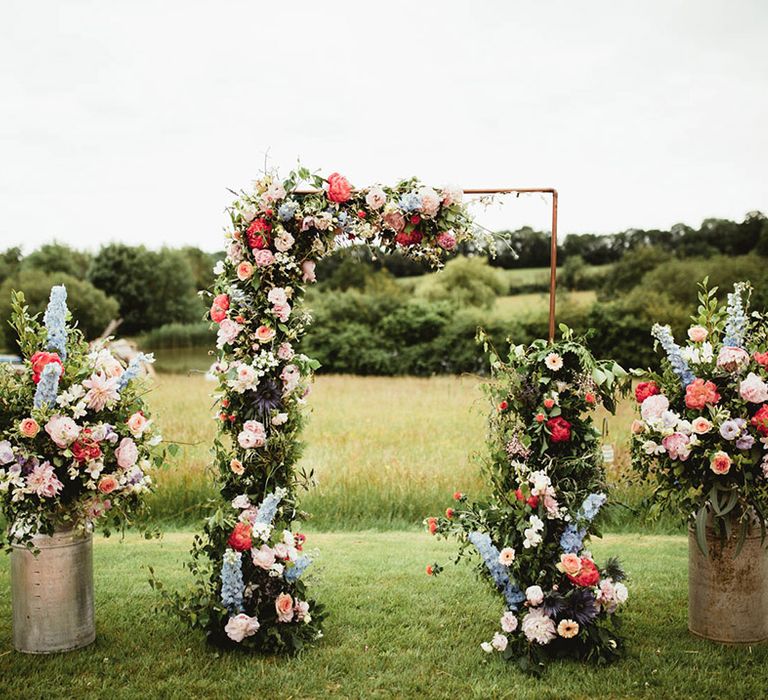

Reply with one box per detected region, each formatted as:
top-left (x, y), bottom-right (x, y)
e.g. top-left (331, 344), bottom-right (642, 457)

top-left (220, 549), bottom-right (244, 613)
top-left (254, 487), bottom-right (287, 526)
top-left (651, 324), bottom-right (695, 386)
top-left (723, 282), bottom-right (748, 348)
top-left (399, 192), bottom-right (422, 212)
top-left (33, 362), bottom-right (62, 409)
top-left (284, 554), bottom-right (312, 583)
top-left (578, 492), bottom-right (607, 521)
top-left (559, 525), bottom-right (586, 554)
top-left (468, 531), bottom-right (524, 610)
top-left (117, 352), bottom-right (155, 391)
top-left (44, 285), bottom-right (68, 360)
top-left (278, 201), bottom-right (298, 222)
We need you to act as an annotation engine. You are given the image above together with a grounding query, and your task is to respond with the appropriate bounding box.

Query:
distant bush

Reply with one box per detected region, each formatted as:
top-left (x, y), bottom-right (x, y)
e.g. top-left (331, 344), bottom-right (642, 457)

top-left (0, 271), bottom-right (119, 350)
top-left (416, 256), bottom-right (505, 309)
top-left (138, 322), bottom-right (215, 349)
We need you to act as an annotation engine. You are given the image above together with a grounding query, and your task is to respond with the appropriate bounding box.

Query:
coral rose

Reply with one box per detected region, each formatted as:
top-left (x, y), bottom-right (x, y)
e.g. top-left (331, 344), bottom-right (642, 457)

top-left (710, 451), bottom-right (732, 475)
top-left (546, 416), bottom-right (572, 443)
top-left (326, 172), bottom-right (352, 203)
top-left (228, 522), bottom-right (252, 551)
top-left (98, 475), bottom-right (119, 495)
top-left (236, 261), bottom-right (254, 281)
top-left (755, 351), bottom-right (768, 368)
top-left (275, 592), bottom-right (295, 622)
top-left (210, 303), bottom-right (227, 323)
top-left (635, 381), bottom-right (660, 404)
top-left (567, 557), bottom-right (600, 587)
top-left (30, 351), bottom-right (63, 384)
top-left (685, 378), bottom-right (720, 410)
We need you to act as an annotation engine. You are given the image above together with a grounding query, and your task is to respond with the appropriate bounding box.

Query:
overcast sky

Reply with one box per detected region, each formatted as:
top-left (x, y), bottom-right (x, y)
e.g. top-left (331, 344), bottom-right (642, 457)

top-left (2, 1), bottom-right (766, 253)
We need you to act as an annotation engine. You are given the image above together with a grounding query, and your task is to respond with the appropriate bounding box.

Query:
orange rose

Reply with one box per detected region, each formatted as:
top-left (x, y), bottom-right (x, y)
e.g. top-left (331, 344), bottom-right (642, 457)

top-left (98, 475), bottom-right (119, 495)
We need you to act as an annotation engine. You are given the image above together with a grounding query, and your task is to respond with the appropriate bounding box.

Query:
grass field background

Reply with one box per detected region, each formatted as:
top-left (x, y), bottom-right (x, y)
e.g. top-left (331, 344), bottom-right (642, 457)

top-left (2, 531), bottom-right (767, 700)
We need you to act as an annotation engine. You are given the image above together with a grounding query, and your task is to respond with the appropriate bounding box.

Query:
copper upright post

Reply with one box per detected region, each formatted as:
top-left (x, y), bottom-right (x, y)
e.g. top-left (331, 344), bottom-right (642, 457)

top-left (294, 186), bottom-right (559, 341)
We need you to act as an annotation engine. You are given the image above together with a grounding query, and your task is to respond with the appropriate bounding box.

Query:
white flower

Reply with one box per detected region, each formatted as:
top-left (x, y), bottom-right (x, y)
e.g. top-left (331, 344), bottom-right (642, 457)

top-left (521, 608), bottom-right (556, 645)
top-left (500, 611), bottom-right (518, 633)
top-left (440, 185), bottom-right (463, 206)
top-left (498, 547), bottom-right (516, 566)
top-left (82, 372), bottom-right (121, 412)
top-left (272, 412), bottom-right (289, 426)
top-left (491, 632), bottom-right (508, 651)
top-left (213, 260), bottom-right (225, 275)
top-left (274, 230), bottom-right (295, 252)
top-left (641, 394), bottom-right (670, 423)
top-left (523, 528), bottom-right (542, 549)
top-left (224, 614), bottom-right (260, 643)
top-left (530, 470), bottom-right (551, 495)
top-left (642, 440), bottom-right (666, 456)
top-left (365, 186), bottom-right (387, 210)
top-left (525, 585), bottom-right (544, 606)
top-left (614, 582), bottom-right (629, 604)
top-left (544, 353), bottom-right (563, 371)
top-left (231, 494), bottom-right (251, 509)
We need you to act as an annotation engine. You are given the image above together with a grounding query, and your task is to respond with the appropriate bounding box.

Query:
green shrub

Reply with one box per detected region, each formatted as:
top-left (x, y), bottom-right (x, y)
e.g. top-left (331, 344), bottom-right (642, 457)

top-left (0, 271), bottom-right (119, 349)
top-left (416, 256), bottom-right (505, 308)
top-left (138, 322), bottom-right (215, 349)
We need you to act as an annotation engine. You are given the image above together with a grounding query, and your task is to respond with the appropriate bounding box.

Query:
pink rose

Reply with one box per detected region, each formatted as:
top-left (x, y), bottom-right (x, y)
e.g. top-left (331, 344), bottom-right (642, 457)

top-left (237, 261), bottom-right (254, 281)
top-left (295, 600), bottom-right (310, 621)
top-left (383, 210), bottom-right (405, 233)
top-left (253, 249), bottom-right (275, 268)
top-left (115, 437), bottom-right (139, 469)
top-left (717, 346), bottom-right (750, 372)
top-left (272, 302), bottom-right (291, 322)
top-left (274, 231), bottom-right (295, 252)
top-left (326, 172), bottom-right (352, 203)
top-left (267, 287), bottom-right (288, 305)
top-left (19, 418), bottom-right (40, 438)
top-left (739, 372), bottom-right (768, 404)
top-left (255, 325), bottom-right (276, 344)
top-left (275, 592), bottom-right (295, 622)
top-left (710, 450), bottom-right (732, 475)
top-left (98, 474), bottom-right (119, 494)
top-left (441, 185), bottom-right (463, 206)
top-left (688, 326), bottom-right (708, 343)
top-left (216, 319), bottom-right (242, 349)
top-left (242, 420), bottom-right (266, 438)
top-left (436, 232), bottom-right (456, 250)
top-left (281, 364), bottom-right (301, 393)
top-left (301, 260), bottom-right (317, 284)
top-left (662, 432), bottom-right (691, 461)
top-left (691, 417), bottom-right (713, 434)
top-left (365, 186), bottom-right (386, 210)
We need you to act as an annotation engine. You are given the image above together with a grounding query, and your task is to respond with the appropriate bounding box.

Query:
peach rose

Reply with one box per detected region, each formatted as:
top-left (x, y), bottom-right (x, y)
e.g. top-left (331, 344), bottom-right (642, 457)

top-left (19, 418), bottom-right (40, 438)
top-left (127, 411), bottom-right (149, 437)
top-left (687, 326), bottom-right (708, 343)
top-left (630, 419), bottom-right (645, 435)
top-left (557, 552), bottom-right (582, 576)
top-left (230, 458), bottom-right (244, 475)
top-left (275, 592), bottom-right (295, 622)
top-left (710, 450), bottom-right (732, 475)
top-left (253, 249), bottom-right (275, 268)
top-left (301, 260), bottom-right (316, 284)
top-left (691, 417), bottom-right (713, 434)
top-left (237, 261), bottom-right (254, 281)
top-left (98, 475), bottom-right (119, 494)
top-left (255, 325), bottom-right (276, 344)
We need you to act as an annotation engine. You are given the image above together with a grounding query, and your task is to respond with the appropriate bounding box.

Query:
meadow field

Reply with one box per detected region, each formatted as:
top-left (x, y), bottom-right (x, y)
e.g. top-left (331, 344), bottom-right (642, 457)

top-left (144, 373), bottom-right (646, 531)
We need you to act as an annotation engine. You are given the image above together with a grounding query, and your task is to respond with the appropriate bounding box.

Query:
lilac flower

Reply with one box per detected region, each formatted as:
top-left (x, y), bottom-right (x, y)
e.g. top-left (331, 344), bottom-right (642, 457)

top-left (0, 440), bottom-right (14, 465)
top-left (220, 549), bottom-right (244, 613)
top-left (723, 283), bottom-right (748, 348)
top-left (43, 285), bottom-right (68, 360)
top-left (651, 324), bottom-right (695, 387)
top-left (33, 361), bottom-right (62, 408)
top-left (736, 434), bottom-right (755, 451)
top-left (720, 420), bottom-right (741, 441)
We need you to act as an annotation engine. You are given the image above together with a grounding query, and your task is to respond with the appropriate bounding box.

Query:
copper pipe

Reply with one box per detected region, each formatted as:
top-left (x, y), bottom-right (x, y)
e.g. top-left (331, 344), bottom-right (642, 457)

top-left (294, 187), bottom-right (559, 342)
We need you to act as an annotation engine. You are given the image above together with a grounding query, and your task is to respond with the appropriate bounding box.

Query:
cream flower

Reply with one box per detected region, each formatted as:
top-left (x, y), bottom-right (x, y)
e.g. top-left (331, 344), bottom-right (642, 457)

top-left (224, 613), bottom-right (260, 643)
top-left (557, 619), bottom-right (580, 639)
top-left (544, 353), bottom-right (563, 371)
top-left (521, 608), bottom-right (556, 645)
top-left (82, 372), bottom-right (121, 412)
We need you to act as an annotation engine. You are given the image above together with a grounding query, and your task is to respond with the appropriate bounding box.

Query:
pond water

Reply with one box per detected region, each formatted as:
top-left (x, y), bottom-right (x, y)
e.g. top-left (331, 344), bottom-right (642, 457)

top-left (150, 347), bottom-right (215, 375)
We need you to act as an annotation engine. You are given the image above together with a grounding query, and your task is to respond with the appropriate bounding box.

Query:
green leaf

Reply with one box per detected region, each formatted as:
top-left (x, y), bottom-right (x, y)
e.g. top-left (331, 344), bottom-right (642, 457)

top-left (695, 505), bottom-right (709, 557)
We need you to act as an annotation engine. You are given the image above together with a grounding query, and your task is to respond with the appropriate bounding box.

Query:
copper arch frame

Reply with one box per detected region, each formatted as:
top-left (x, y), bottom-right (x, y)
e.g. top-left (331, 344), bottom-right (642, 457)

top-left (295, 187), bottom-right (559, 341)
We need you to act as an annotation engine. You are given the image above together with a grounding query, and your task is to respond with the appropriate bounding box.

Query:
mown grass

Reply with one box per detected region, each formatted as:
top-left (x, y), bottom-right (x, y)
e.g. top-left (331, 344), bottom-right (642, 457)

top-left (144, 374), bottom-right (670, 533)
top-left (492, 290), bottom-right (596, 322)
top-left (1, 531), bottom-right (766, 700)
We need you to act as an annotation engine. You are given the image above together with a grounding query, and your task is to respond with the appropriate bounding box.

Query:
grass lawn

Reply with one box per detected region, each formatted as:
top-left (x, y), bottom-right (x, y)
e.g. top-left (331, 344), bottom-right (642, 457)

top-left (1, 531), bottom-right (766, 699)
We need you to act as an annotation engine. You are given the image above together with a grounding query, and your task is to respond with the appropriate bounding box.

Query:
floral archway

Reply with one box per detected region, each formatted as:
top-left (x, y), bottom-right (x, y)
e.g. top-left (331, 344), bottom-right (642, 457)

top-left (158, 168), bottom-right (626, 667)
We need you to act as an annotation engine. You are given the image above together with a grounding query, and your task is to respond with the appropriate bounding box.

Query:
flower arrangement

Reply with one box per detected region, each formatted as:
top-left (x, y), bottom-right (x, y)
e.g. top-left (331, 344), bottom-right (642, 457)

top-left (162, 168), bottom-right (477, 652)
top-left (631, 281), bottom-right (768, 552)
top-left (0, 287), bottom-right (163, 547)
top-left (427, 328), bottom-right (630, 672)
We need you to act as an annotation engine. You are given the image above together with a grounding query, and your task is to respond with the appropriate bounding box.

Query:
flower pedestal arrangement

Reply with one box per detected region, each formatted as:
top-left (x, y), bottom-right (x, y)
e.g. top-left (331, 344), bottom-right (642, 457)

top-left (631, 281), bottom-right (768, 644)
top-left (11, 527), bottom-right (95, 653)
top-left (0, 287), bottom-right (164, 653)
top-left (688, 517), bottom-right (768, 643)
top-left (428, 329), bottom-right (630, 673)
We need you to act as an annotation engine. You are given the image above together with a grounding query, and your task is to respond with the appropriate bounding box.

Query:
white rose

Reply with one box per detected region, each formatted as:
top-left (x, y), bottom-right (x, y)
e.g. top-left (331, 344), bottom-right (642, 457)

top-left (224, 614), bottom-right (260, 643)
top-left (491, 632), bottom-right (508, 651)
top-left (526, 585), bottom-right (544, 606)
top-left (500, 611), bottom-right (518, 633)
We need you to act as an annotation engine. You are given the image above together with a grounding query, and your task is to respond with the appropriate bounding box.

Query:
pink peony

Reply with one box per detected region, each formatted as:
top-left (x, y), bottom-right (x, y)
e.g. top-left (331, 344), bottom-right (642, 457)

top-left (277, 342), bottom-right (294, 361)
top-left (418, 187), bottom-right (441, 217)
top-left (115, 437), bottom-right (139, 469)
top-left (662, 432), bottom-right (691, 461)
top-left (500, 611), bottom-right (518, 633)
top-left (717, 346), bottom-right (750, 372)
top-left (436, 232), bottom-right (457, 250)
top-left (45, 415), bottom-right (80, 448)
top-left (252, 544), bottom-right (276, 570)
top-left (272, 302), bottom-right (291, 323)
top-left (253, 249), bottom-right (275, 268)
top-left (365, 186), bottom-right (386, 210)
top-left (216, 319), bottom-right (242, 349)
top-left (326, 173), bottom-right (352, 203)
top-left (739, 372), bottom-right (768, 404)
